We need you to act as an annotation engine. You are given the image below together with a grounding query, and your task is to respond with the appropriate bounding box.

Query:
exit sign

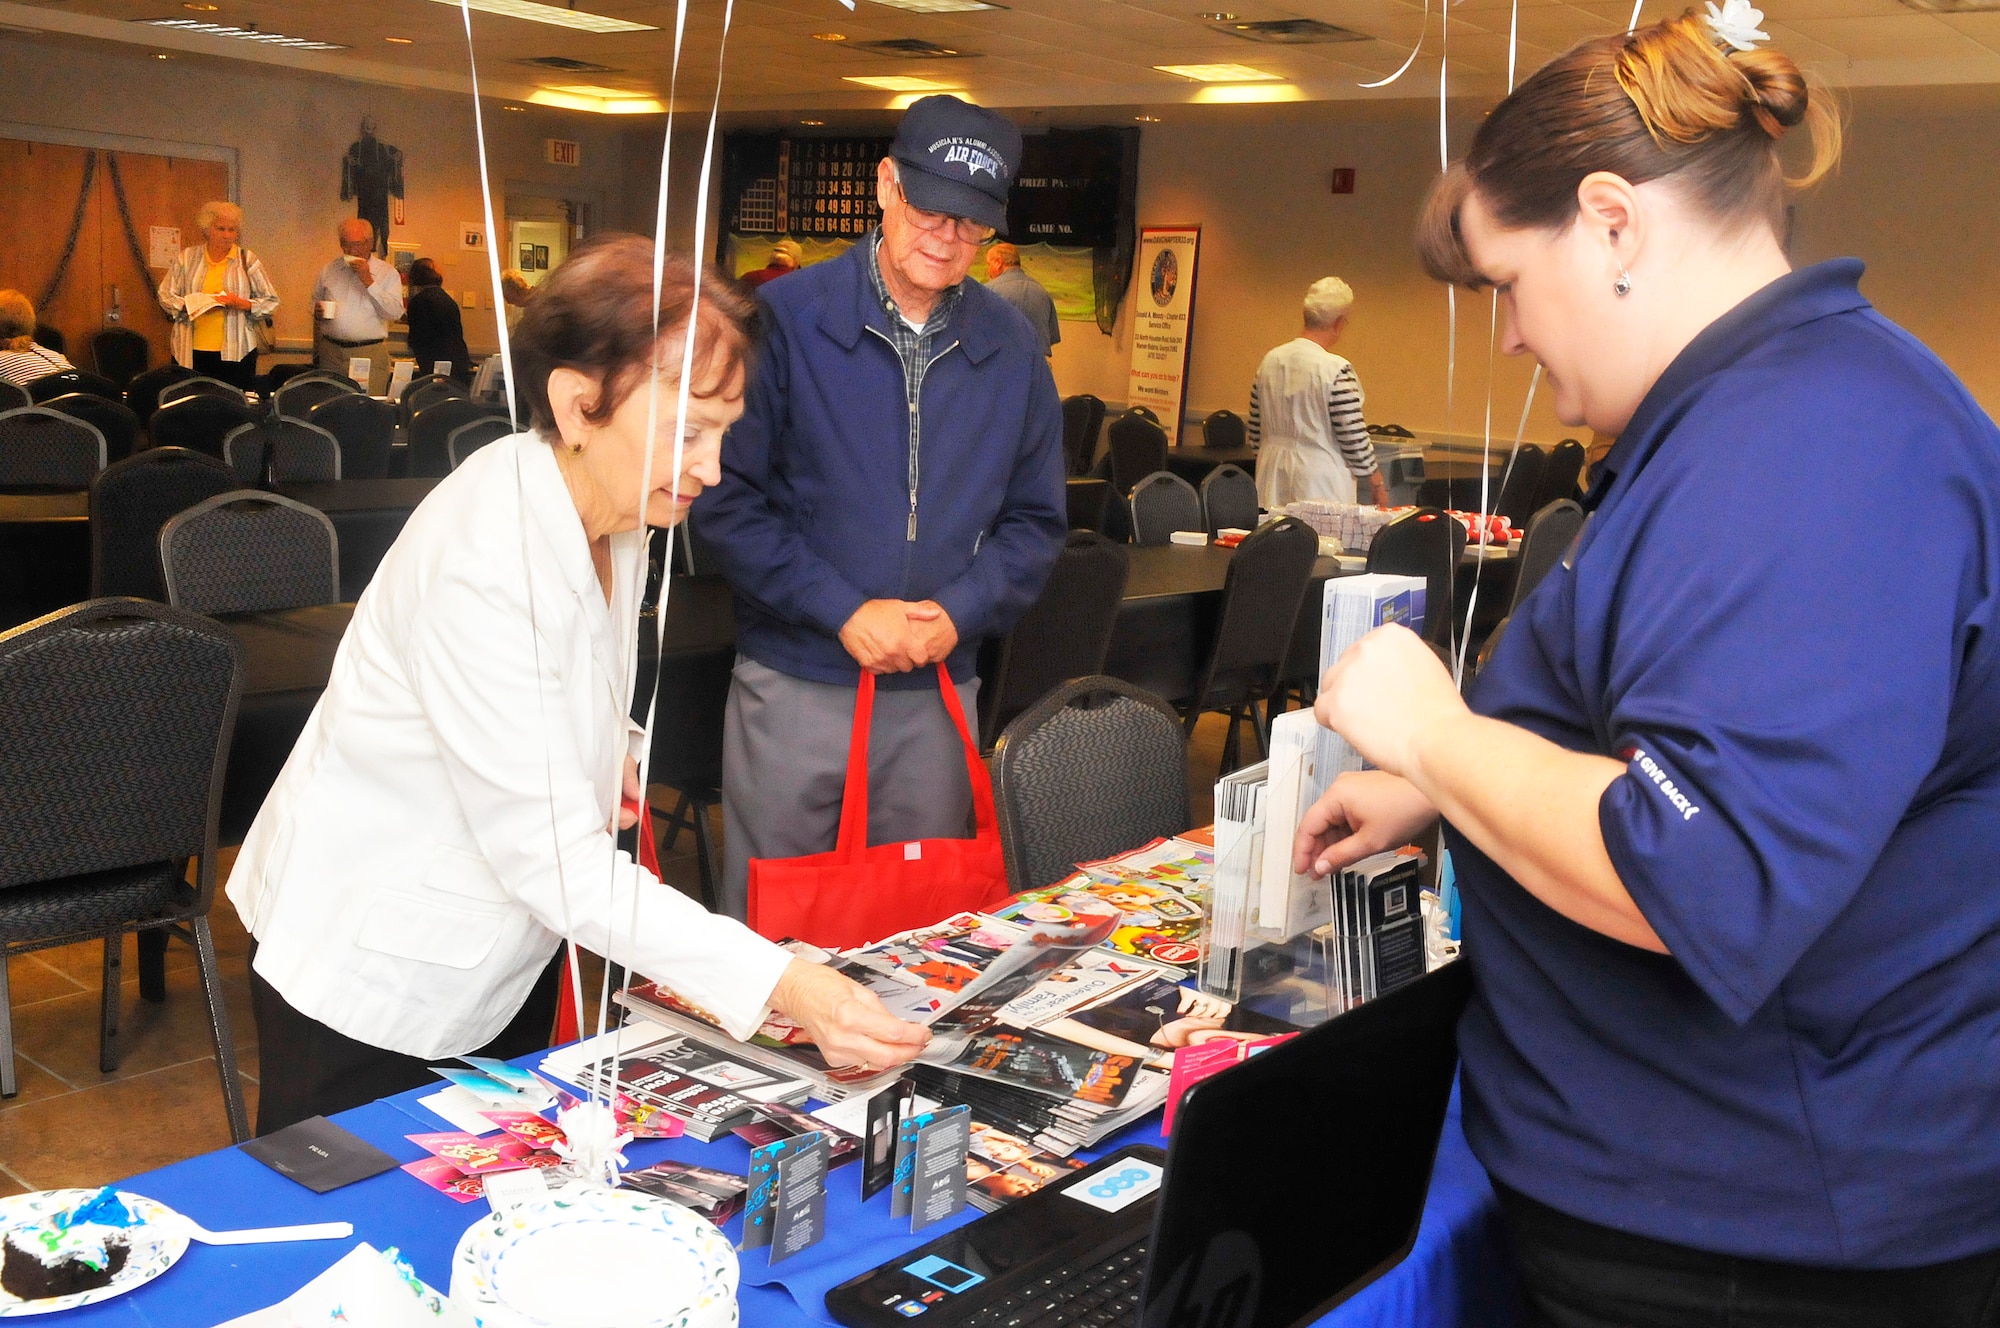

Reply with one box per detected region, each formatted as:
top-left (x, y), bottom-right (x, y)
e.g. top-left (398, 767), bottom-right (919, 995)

top-left (546, 138), bottom-right (581, 167)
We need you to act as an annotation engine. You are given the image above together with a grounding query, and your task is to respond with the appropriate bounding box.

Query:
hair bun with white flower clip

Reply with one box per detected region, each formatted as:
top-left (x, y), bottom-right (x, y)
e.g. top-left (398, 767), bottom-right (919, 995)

top-left (1704, 0), bottom-right (1771, 52)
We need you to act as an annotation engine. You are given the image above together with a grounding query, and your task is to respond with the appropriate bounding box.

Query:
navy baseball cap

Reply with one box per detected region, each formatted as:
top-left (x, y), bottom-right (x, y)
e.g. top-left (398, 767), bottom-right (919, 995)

top-left (889, 95), bottom-right (1021, 237)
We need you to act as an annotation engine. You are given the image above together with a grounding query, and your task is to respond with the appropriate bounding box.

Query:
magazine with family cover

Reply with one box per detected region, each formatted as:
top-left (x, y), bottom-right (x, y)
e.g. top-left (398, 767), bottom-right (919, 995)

top-left (989, 837), bottom-right (1213, 969)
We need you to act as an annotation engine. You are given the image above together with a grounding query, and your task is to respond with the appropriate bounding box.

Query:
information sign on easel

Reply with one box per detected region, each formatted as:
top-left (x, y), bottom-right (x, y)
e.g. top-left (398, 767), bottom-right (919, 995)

top-left (1126, 225), bottom-right (1202, 447)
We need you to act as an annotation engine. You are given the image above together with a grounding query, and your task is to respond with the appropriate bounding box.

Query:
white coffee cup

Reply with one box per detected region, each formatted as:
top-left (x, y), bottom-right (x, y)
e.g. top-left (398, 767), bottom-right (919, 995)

top-left (317, 299), bottom-right (338, 320)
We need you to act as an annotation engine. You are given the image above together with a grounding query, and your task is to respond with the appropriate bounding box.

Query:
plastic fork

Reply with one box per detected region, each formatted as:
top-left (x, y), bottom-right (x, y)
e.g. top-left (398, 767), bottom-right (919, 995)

top-left (176, 1216), bottom-right (353, 1245)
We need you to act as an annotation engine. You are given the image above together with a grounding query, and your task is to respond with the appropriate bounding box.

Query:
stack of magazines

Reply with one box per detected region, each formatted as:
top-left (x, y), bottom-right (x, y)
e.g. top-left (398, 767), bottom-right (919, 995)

top-left (539, 1023), bottom-right (812, 1141)
top-left (611, 858), bottom-right (1285, 1155)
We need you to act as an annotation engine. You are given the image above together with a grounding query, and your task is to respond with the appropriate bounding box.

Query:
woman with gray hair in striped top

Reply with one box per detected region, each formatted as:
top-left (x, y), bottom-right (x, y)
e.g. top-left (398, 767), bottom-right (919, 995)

top-left (156, 200), bottom-right (279, 390)
top-left (1248, 276), bottom-right (1387, 509)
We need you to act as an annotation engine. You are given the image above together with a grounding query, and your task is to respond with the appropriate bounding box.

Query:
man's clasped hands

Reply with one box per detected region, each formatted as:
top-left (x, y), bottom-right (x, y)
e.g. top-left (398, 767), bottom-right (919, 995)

top-left (839, 599), bottom-right (960, 674)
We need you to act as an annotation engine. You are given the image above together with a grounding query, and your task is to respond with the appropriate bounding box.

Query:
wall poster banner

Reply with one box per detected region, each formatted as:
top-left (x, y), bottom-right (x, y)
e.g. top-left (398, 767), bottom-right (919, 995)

top-left (1126, 225), bottom-right (1201, 446)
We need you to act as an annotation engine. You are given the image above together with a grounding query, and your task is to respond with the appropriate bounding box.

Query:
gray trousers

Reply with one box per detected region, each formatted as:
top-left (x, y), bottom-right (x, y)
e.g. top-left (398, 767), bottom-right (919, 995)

top-left (317, 336), bottom-right (389, 395)
top-left (720, 656), bottom-right (979, 922)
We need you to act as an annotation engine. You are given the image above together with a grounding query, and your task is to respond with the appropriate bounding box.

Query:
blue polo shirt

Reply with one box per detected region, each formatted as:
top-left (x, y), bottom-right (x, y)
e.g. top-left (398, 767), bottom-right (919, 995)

top-left (1455, 259), bottom-right (2000, 1268)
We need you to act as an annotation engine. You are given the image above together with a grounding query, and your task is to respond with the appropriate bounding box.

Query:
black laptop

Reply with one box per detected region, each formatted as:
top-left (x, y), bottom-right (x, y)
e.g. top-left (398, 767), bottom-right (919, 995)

top-left (826, 959), bottom-right (1473, 1328)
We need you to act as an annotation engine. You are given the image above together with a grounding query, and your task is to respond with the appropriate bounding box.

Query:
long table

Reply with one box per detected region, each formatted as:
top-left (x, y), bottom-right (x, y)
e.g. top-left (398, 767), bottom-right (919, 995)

top-left (71, 1057), bottom-right (1518, 1328)
top-left (0, 490), bottom-right (90, 630)
top-left (212, 604), bottom-right (357, 843)
top-left (278, 479), bottom-right (441, 602)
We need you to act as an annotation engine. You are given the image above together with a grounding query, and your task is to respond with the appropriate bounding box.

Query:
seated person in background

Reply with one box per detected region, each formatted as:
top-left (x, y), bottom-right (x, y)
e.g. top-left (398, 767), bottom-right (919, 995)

top-left (0, 291), bottom-right (76, 386)
top-left (1249, 277), bottom-right (1389, 509)
top-left (983, 243), bottom-right (1060, 357)
top-left (740, 238), bottom-right (802, 290)
top-left (404, 257), bottom-right (473, 383)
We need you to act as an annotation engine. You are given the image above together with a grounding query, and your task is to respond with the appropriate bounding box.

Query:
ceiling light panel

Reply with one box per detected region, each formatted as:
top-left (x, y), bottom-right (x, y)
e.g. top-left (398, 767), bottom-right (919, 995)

top-left (419, 0), bottom-right (657, 34)
top-left (843, 74), bottom-right (958, 90)
top-left (866, 0), bottom-right (1005, 12)
top-left (1153, 61), bottom-right (1278, 81)
top-left (139, 18), bottom-right (346, 50)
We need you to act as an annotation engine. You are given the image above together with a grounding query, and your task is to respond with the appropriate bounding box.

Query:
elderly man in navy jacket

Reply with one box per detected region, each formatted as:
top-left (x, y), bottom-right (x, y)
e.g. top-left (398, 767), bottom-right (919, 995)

top-left (700, 96), bottom-right (1067, 921)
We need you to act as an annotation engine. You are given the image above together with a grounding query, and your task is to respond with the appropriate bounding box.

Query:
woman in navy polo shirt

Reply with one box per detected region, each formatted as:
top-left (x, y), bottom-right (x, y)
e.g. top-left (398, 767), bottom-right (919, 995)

top-left (1293, 9), bottom-right (2000, 1324)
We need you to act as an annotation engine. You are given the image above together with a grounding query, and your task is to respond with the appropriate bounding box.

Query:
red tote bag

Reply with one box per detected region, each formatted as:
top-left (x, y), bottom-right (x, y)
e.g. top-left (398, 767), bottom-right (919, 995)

top-left (747, 664), bottom-right (1011, 950)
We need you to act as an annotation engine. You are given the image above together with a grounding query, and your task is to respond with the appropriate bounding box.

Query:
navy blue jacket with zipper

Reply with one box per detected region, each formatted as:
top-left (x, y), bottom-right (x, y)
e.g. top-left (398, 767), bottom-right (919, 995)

top-left (697, 238), bottom-right (1067, 691)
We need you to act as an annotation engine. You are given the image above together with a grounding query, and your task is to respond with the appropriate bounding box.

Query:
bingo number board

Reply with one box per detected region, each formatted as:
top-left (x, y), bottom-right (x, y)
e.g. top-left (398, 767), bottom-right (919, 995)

top-left (779, 137), bottom-right (891, 239)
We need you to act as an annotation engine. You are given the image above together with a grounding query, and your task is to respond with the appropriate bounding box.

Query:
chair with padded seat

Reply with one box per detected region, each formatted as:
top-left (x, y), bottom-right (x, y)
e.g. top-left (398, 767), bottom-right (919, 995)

top-left (448, 415), bottom-right (515, 469)
top-left (160, 491), bottom-right (340, 616)
top-left (1202, 409), bottom-right (1248, 451)
top-left (0, 597), bottom-right (249, 1139)
top-left (1200, 462), bottom-right (1259, 537)
top-left (124, 363), bottom-right (194, 426)
top-left (1368, 506), bottom-right (1468, 651)
top-left (1129, 470), bottom-right (1204, 547)
top-left (1125, 405), bottom-right (1159, 425)
top-left (274, 374), bottom-right (360, 421)
top-left (0, 406), bottom-right (106, 489)
top-left (158, 376), bottom-right (247, 410)
top-left (1107, 412), bottom-right (1169, 501)
top-left (978, 531), bottom-right (1131, 751)
top-left (149, 393), bottom-right (258, 462)
top-left (1532, 438), bottom-right (1587, 512)
top-left (43, 392), bottom-right (139, 465)
top-left (410, 396), bottom-right (506, 478)
top-left (1060, 394), bottom-right (1106, 478)
top-left (223, 418), bottom-right (342, 484)
top-left (1509, 498), bottom-right (1584, 615)
top-left (90, 448), bottom-right (237, 601)
top-left (26, 368), bottom-right (122, 405)
top-left (991, 676), bottom-right (1190, 893)
top-left (90, 328), bottom-right (151, 390)
top-left (0, 382), bottom-right (25, 413)
top-left (309, 393), bottom-right (397, 481)
top-left (1181, 516), bottom-right (1319, 771)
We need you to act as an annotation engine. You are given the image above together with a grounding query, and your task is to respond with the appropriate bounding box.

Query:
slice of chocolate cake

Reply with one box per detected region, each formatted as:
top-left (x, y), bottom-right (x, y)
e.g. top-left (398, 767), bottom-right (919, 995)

top-left (0, 1188), bottom-right (140, 1301)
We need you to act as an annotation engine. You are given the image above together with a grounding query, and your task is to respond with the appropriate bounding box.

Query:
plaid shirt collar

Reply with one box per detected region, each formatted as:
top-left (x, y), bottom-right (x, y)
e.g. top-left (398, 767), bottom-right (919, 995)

top-left (864, 228), bottom-right (963, 356)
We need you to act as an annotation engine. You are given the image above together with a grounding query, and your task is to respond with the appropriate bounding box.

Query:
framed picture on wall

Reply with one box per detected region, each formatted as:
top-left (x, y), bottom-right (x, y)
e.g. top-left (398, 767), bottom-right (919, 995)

top-left (533, 245), bottom-right (550, 270)
top-left (519, 243), bottom-right (535, 269)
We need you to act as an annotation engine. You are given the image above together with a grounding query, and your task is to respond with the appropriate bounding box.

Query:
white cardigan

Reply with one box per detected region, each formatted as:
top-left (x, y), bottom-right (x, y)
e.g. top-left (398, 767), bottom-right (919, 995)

top-left (230, 433), bottom-right (793, 1059)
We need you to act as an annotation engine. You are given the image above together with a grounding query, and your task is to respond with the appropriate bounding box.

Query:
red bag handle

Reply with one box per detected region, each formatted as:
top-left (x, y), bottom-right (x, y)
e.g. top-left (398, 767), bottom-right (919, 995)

top-left (833, 664), bottom-right (997, 857)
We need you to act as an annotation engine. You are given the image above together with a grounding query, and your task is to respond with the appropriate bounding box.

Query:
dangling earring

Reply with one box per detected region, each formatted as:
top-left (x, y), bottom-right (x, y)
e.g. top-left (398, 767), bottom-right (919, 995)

top-left (1614, 267), bottom-right (1633, 298)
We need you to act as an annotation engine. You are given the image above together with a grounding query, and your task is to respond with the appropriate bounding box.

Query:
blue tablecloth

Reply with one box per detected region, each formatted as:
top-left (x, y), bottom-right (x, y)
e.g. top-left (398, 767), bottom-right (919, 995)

top-left (60, 1074), bottom-right (1519, 1327)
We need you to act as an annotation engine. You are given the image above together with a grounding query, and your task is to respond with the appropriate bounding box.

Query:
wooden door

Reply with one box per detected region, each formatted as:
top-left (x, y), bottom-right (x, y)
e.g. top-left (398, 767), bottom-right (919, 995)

top-left (0, 138), bottom-right (227, 375)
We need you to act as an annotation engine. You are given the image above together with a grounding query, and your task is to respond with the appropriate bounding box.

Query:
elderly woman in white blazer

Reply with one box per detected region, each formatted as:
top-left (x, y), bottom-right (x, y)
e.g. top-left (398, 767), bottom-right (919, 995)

top-left (232, 237), bottom-right (929, 1135)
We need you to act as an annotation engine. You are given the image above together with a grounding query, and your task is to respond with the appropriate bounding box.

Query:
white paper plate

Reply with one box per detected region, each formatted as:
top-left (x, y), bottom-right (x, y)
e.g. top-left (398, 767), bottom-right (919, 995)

top-left (0, 1189), bottom-right (188, 1317)
top-left (450, 1186), bottom-right (738, 1328)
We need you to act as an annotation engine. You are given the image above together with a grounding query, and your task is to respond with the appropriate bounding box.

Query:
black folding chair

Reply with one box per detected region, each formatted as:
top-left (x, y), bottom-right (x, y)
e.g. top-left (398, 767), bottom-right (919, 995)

top-left (410, 397), bottom-right (505, 478)
top-left (448, 415), bottom-right (514, 469)
top-left (90, 448), bottom-right (237, 600)
top-left (0, 598), bottom-right (249, 1140)
top-left (223, 419), bottom-right (342, 484)
top-left (1509, 499), bottom-right (1584, 614)
top-left (90, 328), bottom-right (151, 390)
top-left (1533, 439), bottom-right (1586, 512)
top-left (1125, 405), bottom-right (1159, 425)
top-left (1107, 413), bottom-right (1169, 499)
top-left (1199, 462), bottom-right (1259, 536)
top-left (1368, 507), bottom-right (1467, 651)
top-left (124, 363), bottom-right (194, 426)
top-left (149, 394), bottom-right (258, 462)
top-left (1060, 394), bottom-right (1106, 478)
top-left (401, 374), bottom-right (467, 423)
top-left (310, 393), bottom-right (397, 480)
top-left (0, 382), bottom-right (25, 413)
top-left (43, 392), bottom-right (139, 465)
top-left (158, 376), bottom-right (247, 409)
top-left (160, 491), bottom-right (340, 616)
top-left (25, 368), bottom-right (122, 405)
top-left (979, 531), bottom-right (1130, 750)
top-left (0, 406), bottom-right (106, 489)
top-left (1202, 409), bottom-right (1247, 450)
top-left (991, 676), bottom-right (1189, 893)
top-left (274, 375), bottom-right (361, 421)
top-left (1129, 470), bottom-right (1204, 547)
top-left (1182, 516), bottom-right (1319, 771)
top-left (1493, 444), bottom-right (1548, 529)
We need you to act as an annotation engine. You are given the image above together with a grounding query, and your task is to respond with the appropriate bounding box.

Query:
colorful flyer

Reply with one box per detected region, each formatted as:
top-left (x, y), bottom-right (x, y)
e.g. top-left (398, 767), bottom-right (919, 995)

top-left (479, 1110), bottom-right (566, 1151)
top-left (403, 1131), bottom-right (539, 1176)
top-left (400, 1157), bottom-right (485, 1203)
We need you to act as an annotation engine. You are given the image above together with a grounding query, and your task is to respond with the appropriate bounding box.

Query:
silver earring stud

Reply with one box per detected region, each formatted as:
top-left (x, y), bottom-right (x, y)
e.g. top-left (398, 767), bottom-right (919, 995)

top-left (1614, 267), bottom-right (1633, 298)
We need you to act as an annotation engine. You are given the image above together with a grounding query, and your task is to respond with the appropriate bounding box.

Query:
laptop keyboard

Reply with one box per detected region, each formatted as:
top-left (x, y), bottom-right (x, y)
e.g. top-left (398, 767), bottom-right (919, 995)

top-left (962, 1237), bottom-right (1148, 1328)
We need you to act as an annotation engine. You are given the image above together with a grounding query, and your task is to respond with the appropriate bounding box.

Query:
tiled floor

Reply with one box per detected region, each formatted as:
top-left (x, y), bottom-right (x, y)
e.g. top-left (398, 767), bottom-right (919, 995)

top-left (0, 711), bottom-right (1243, 1192)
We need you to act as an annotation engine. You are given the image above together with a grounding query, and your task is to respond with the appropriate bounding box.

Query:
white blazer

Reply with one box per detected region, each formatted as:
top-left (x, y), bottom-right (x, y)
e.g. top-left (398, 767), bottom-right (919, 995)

top-left (230, 433), bottom-right (792, 1060)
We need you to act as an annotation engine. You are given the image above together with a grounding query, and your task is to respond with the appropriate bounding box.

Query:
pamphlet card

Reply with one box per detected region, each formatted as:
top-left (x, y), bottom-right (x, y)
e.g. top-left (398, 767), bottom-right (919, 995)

top-left (909, 1106), bottom-right (970, 1233)
top-left (768, 1133), bottom-right (830, 1265)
